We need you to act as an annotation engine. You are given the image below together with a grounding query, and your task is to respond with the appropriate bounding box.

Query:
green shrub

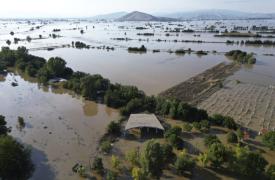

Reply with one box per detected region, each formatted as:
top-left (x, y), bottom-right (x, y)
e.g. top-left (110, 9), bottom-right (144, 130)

top-left (107, 121), bottom-right (121, 136)
top-left (174, 150), bottom-right (195, 175)
top-left (92, 157), bottom-right (104, 175)
top-left (100, 140), bottom-right (112, 153)
top-left (262, 131), bottom-right (275, 150)
top-left (204, 135), bottom-right (221, 147)
top-left (227, 131), bottom-right (238, 143)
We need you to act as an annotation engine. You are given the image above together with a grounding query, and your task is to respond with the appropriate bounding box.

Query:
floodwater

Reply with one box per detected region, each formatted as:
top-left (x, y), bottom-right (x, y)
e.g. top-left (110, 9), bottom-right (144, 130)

top-left (0, 73), bottom-right (119, 180)
top-left (1, 19), bottom-right (275, 179)
top-left (1, 19), bottom-right (275, 94)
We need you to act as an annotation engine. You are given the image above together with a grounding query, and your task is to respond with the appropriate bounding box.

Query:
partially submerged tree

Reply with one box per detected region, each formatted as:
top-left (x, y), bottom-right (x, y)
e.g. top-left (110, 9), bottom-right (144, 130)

top-left (0, 136), bottom-right (34, 180)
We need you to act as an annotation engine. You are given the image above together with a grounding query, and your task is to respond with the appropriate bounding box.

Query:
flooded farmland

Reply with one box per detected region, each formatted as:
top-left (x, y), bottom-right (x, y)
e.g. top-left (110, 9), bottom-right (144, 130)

top-left (1, 18), bottom-right (275, 179)
top-left (0, 73), bottom-right (118, 179)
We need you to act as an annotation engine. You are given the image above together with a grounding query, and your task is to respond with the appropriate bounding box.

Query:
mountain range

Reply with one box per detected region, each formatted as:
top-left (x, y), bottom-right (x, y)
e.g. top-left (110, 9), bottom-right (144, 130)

top-left (156, 9), bottom-right (275, 20)
top-left (89, 10), bottom-right (275, 21)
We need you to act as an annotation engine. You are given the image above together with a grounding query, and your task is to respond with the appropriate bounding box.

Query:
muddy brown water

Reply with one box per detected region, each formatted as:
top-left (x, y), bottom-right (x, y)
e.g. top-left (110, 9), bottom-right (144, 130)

top-left (0, 73), bottom-right (119, 180)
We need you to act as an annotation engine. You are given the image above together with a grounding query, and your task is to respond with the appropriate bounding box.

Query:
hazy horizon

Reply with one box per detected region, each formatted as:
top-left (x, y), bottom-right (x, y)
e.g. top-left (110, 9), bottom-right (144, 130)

top-left (0, 0), bottom-right (274, 18)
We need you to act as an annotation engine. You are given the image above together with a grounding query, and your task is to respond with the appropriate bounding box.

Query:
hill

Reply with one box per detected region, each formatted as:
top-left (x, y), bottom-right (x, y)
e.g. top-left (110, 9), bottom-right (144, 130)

top-left (117, 11), bottom-right (176, 22)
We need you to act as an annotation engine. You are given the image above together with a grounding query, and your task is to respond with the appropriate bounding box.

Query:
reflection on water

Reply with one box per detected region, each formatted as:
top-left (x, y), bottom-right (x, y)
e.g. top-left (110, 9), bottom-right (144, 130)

top-left (0, 73), bottom-right (119, 180)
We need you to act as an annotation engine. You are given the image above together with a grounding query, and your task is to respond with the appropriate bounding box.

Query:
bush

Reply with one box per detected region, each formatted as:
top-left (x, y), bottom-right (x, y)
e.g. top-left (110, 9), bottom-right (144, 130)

top-left (232, 145), bottom-right (268, 177)
top-left (128, 45), bottom-right (147, 52)
top-left (0, 136), bottom-right (34, 179)
top-left (161, 144), bottom-right (175, 165)
top-left (204, 135), bottom-right (221, 147)
top-left (208, 143), bottom-right (227, 168)
top-left (106, 170), bottom-right (117, 180)
top-left (107, 121), bottom-right (121, 136)
top-left (200, 120), bottom-right (210, 132)
top-left (183, 123), bottom-right (192, 132)
top-left (210, 114), bottom-right (237, 130)
top-left (223, 116), bottom-right (237, 130)
top-left (225, 50), bottom-right (256, 64)
top-left (111, 155), bottom-right (121, 171)
top-left (132, 167), bottom-right (147, 180)
top-left (18, 116), bottom-right (25, 128)
top-left (267, 164), bottom-right (275, 180)
top-left (0, 115), bottom-right (8, 136)
top-left (174, 150), bottom-right (195, 175)
top-left (140, 140), bottom-right (164, 178)
top-left (100, 140), bottom-right (112, 153)
top-left (192, 122), bottom-right (201, 131)
top-left (165, 126), bottom-right (183, 149)
top-left (92, 157), bottom-right (104, 175)
top-left (227, 131), bottom-right (238, 143)
top-left (262, 131), bottom-right (275, 150)
top-left (126, 148), bottom-right (140, 167)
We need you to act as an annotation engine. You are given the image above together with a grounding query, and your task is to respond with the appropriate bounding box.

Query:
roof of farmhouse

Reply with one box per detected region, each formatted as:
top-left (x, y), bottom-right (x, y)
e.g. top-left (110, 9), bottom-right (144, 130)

top-left (125, 114), bottom-right (165, 131)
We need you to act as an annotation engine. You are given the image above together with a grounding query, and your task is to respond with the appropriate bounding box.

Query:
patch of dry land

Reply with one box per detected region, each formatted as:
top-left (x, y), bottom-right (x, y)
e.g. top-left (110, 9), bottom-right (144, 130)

top-left (160, 62), bottom-right (240, 105)
top-left (198, 80), bottom-right (275, 131)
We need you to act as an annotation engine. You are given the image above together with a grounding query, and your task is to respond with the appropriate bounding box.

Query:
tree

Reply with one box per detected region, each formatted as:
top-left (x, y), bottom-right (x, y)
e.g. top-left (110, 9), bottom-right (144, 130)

top-left (161, 143), bottom-right (175, 165)
top-left (267, 164), bottom-right (275, 180)
top-left (183, 123), bottom-right (192, 132)
top-left (140, 140), bottom-right (164, 178)
top-left (46, 57), bottom-right (66, 77)
top-left (204, 135), bottom-right (221, 147)
top-left (237, 128), bottom-right (244, 140)
top-left (18, 116), bottom-right (25, 128)
top-left (0, 136), bottom-right (34, 180)
top-left (100, 140), bottom-right (112, 153)
top-left (262, 131), bottom-right (275, 150)
top-left (92, 157), bottom-right (104, 175)
top-left (192, 122), bottom-right (201, 131)
top-left (207, 143), bottom-right (227, 168)
top-left (227, 131), bottom-right (238, 143)
top-left (174, 150), bottom-right (195, 175)
top-left (0, 115), bottom-right (8, 136)
top-left (223, 116), bottom-right (237, 130)
top-left (232, 145), bottom-right (268, 177)
top-left (107, 121), bottom-right (121, 136)
top-left (165, 126), bottom-right (183, 149)
top-left (200, 120), bottom-right (210, 132)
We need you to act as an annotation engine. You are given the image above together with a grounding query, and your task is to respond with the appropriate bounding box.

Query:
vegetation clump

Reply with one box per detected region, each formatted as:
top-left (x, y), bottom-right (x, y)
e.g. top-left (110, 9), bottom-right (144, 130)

top-left (73, 41), bottom-right (90, 49)
top-left (92, 157), bottom-right (104, 175)
top-left (0, 115), bottom-right (34, 180)
top-left (262, 131), bottom-right (275, 150)
top-left (175, 49), bottom-right (186, 55)
top-left (196, 50), bottom-right (208, 55)
top-left (174, 150), bottom-right (195, 175)
top-left (227, 131), bottom-right (238, 143)
top-left (128, 45), bottom-right (147, 53)
top-left (164, 126), bottom-right (184, 149)
top-left (137, 33), bottom-right (154, 36)
top-left (225, 50), bottom-right (256, 64)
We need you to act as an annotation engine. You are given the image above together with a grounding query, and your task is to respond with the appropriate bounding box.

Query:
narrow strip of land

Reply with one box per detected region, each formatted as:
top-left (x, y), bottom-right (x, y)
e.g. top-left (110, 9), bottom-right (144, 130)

top-left (159, 62), bottom-right (240, 105)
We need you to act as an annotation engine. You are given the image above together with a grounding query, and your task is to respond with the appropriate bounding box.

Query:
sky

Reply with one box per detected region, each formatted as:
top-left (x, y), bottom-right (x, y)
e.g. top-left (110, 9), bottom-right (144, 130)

top-left (0, 0), bottom-right (274, 18)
